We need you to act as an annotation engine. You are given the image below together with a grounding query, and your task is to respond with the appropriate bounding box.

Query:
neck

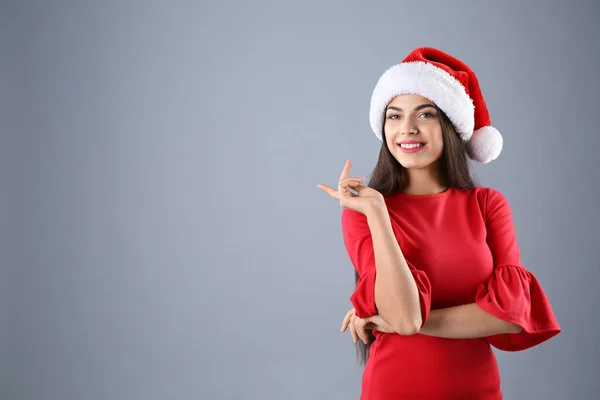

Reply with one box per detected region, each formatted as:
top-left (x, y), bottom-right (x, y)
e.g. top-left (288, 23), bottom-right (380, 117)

top-left (403, 165), bottom-right (446, 195)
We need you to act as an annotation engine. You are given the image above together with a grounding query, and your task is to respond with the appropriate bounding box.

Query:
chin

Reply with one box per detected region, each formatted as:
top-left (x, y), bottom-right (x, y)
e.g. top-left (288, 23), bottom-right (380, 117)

top-left (395, 155), bottom-right (433, 170)
top-left (399, 161), bottom-right (429, 170)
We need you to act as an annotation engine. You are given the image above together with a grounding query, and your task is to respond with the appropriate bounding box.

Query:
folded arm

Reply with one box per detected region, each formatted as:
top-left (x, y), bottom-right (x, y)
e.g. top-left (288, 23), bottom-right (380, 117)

top-left (362, 303), bottom-right (520, 339)
top-left (418, 303), bottom-right (522, 338)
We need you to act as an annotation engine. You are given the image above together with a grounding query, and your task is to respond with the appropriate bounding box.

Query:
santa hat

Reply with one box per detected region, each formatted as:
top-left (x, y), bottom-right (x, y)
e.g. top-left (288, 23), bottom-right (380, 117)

top-left (369, 47), bottom-right (503, 163)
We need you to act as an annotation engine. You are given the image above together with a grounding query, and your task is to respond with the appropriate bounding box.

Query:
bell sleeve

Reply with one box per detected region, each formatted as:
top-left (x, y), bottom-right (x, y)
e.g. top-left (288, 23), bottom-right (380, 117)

top-left (475, 189), bottom-right (561, 351)
top-left (341, 208), bottom-right (432, 324)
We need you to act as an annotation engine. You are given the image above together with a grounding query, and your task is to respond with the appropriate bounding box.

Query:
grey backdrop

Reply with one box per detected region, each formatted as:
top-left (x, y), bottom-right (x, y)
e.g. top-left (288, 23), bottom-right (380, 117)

top-left (3, 0), bottom-right (599, 399)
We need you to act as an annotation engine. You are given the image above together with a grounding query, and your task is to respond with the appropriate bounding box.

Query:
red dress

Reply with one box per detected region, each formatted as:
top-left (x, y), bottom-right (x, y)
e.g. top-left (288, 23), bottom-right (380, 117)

top-left (342, 187), bottom-right (561, 400)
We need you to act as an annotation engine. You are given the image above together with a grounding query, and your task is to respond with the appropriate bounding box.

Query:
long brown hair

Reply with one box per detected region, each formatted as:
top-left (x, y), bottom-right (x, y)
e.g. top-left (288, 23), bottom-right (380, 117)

top-left (354, 105), bottom-right (477, 366)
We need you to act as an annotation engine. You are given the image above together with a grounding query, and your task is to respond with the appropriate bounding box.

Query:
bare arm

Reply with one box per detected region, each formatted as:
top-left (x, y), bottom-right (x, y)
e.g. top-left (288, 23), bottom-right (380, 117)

top-left (418, 303), bottom-right (523, 339)
top-left (366, 203), bottom-right (423, 335)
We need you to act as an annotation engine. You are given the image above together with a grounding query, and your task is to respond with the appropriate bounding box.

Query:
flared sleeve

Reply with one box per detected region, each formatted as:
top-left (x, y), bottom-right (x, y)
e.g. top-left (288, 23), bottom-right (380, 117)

top-left (341, 208), bottom-right (432, 324)
top-left (475, 189), bottom-right (561, 351)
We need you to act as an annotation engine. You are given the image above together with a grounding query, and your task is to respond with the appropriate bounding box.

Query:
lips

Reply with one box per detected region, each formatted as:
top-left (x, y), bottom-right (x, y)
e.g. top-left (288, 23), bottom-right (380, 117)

top-left (397, 140), bottom-right (426, 146)
top-left (397, 141), bottom-right (426, 153)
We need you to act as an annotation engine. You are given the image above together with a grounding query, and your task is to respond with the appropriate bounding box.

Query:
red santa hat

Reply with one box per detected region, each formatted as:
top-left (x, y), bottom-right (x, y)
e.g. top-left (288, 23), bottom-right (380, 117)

top-left (369, 47), bottom-right (503, 163)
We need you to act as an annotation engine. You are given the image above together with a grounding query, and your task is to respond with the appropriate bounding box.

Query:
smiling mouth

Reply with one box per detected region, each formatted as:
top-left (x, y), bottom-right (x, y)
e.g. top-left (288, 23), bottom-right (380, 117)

top-left (398, 143), bottom-right (426, 149)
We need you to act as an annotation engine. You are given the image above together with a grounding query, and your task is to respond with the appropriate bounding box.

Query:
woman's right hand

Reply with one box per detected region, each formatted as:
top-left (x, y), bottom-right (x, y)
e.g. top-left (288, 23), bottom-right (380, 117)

top-left (317, 159), bottom-right (385, 216)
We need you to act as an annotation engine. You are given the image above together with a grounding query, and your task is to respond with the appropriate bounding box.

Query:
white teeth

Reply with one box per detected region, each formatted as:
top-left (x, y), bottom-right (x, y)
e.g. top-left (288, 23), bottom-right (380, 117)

top-left (400, 143), bottom-right (424, 149)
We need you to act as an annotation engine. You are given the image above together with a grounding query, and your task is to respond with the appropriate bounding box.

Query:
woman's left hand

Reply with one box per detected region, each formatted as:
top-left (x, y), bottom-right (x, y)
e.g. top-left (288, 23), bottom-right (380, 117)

top-left (341, 308), bottom-right (395, 344)
top-left (341, 308), bottom-right (370, 344)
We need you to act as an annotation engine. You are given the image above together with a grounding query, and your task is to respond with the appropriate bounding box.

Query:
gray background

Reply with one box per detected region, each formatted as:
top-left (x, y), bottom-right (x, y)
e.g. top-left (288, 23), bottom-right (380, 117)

top-left (2, 0), bottom-right (598, 399)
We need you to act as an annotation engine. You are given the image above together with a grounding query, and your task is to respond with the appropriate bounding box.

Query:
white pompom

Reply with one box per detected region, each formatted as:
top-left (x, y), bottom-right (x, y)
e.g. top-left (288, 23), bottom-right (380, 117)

top-left (466, 126), bottom-right (503, 163)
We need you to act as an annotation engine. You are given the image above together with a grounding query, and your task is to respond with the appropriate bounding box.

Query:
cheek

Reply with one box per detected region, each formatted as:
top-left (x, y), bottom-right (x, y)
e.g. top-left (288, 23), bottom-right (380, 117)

top-left (384, 130), bottom-right (396, 150)
top-left (384, 120), bottom-right (404, 143)
top-left (430, 130), bottom-right (444, 154)
top-left (383, 119), bottom-right (400, 133)
top-left (385, 136), bottom-right (395, 151)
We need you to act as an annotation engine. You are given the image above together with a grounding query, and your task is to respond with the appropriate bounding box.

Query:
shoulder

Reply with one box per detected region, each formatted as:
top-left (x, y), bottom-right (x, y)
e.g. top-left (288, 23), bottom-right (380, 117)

top-left (470, 186), bottom-right (509, 205)
top-left (467, 186), bottom-right (513, 222)
top-left (445, 185), bottom-right (508, 204)
top-left (450, 186), bottom-right (512, 222)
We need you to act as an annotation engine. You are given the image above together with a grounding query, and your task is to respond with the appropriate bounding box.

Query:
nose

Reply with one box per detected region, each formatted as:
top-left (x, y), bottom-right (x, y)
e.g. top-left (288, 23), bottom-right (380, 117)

top-left (400, 118), bottom-right (418, 135)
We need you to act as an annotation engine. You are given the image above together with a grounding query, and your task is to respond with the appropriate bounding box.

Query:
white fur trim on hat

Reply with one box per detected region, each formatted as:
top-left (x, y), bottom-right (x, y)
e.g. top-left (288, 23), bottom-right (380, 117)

top-left (466, 126), bottom-right (503, 163)
top-left (369, 61), bottom-right (475, 141)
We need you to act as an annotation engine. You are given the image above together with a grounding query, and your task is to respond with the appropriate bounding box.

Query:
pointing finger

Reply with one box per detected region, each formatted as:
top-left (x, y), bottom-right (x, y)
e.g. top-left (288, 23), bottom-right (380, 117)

top-left (339, 159), bottom-right (352, 182)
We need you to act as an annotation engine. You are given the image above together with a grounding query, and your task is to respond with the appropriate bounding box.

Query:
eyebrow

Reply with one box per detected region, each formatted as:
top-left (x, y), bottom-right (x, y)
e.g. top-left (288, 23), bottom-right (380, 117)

top-left (386, 104), bottom-right (437, 113)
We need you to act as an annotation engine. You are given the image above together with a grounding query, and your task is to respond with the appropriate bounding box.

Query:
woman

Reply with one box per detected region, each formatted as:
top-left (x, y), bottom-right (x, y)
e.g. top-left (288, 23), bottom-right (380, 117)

top-left (317, 47), bottom-right (561, 399)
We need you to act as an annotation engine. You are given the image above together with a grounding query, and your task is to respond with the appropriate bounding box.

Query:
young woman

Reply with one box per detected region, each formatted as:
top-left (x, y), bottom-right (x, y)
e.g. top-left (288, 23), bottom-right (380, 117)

top-left (317, 47), bottom-right (561, 399)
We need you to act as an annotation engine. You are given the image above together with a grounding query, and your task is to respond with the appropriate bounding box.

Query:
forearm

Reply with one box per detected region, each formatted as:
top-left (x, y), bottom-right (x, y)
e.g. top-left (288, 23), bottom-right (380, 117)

top-left (367, 204), bottom-right (422, 335)
top-left (419, 303), bottom-right (523, 339)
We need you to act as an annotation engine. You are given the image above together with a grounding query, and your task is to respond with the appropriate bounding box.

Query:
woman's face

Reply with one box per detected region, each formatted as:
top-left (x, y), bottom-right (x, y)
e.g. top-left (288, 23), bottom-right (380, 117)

top-left (384, 94), bottom-right (444, 170)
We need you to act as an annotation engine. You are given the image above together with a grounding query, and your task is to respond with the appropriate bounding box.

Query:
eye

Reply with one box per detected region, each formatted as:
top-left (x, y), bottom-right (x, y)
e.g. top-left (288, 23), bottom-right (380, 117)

top-left (419, 112), bottom-right (435, 119)
top-left (387, 114), bottom-right (399, 120)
